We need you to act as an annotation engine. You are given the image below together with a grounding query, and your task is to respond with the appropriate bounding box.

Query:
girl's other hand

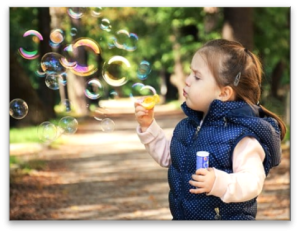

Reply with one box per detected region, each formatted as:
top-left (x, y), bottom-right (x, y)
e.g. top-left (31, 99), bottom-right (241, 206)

top-left (189, 168), bottom-right (216, 194)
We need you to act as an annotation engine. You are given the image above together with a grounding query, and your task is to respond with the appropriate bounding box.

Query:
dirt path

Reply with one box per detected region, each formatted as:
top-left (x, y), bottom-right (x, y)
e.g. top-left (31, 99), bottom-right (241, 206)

top-left (9, 108), bottom-right (290, 220)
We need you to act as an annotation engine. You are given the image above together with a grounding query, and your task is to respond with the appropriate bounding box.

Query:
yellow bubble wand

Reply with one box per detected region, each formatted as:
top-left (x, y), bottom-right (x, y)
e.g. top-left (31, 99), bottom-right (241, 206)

top-left (139, 85), bottom-right (160, 110)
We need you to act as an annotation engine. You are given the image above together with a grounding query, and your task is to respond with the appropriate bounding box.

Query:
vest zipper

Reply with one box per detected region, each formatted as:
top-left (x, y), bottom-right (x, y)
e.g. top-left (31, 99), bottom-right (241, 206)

top-left (223, 117), bottom-right (228, 127)
top-left (214, 207), bottom-right (222, 220)
top-left (192, 120), bottom-right (203, 140)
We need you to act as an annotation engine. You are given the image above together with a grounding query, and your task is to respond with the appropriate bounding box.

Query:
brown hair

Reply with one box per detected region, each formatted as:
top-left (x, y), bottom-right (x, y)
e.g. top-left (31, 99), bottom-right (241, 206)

top-left (197, 39), bottom-right (286, 140)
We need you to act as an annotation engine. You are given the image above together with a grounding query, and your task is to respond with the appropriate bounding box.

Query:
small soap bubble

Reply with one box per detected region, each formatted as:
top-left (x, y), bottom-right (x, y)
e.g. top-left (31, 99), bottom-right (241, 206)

top-left (50, 29), bottom-right (64, 43)
top-left (91, 7), bottom-right (102, 17)
top-left (45, 74), bottom-right (60, 90)
top-left (85, 78), bottom-right (105, 100)
top-left (67, 7), bottom-right (85, 19)
top-left (58, 116), bottom-right (78, 134)
top-left (130, 83), bottom-right (156, 102)
top-left (37, 121), bottom-right (58, 143)
top-left (9, 98), bottom-right (29, 120)
top-left (70, 27), bottom-right (77, 37)
top-left (100, 18), bottom-right (112, 32)
top-left (137, 60), bottom-right (151, 80)
top-left (93, 107), bottom-right (110, 121)
top-left (100, 118), bottom-right (115, 132)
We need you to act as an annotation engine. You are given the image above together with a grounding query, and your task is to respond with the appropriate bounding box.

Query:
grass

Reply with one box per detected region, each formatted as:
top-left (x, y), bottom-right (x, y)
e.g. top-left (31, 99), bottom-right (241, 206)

top-left (10, 126), bottom-right (41, 143)
top-left (9, 118), bottom-right (68, 144)
top-left (10, 155), bottom-right (46, 174)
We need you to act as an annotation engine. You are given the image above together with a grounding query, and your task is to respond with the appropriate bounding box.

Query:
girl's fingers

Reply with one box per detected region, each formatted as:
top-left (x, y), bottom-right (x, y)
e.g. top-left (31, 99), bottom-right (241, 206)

top-left (189, 188), bottom-right (206, 194)
top-left (134, 102), bottom-right (141, 108)
top-left (189, 179), bottom-right (203, 187)
top-left (191, 174), bottom-right (204, 182)
top-left (135, 108), bottom-right (149, 116)
top-left (195, 168), bottom-right (208, 175)
top-left (135, 111), bottom-right (148, 118)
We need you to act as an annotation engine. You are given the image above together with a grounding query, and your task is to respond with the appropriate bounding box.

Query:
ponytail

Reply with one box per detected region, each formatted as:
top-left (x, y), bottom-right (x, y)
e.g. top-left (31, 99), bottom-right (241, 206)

top-left (259, 104), bottom-right (286, 140)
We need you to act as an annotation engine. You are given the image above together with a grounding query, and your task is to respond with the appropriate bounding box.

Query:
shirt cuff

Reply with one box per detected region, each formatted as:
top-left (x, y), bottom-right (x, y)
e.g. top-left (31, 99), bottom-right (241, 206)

top-left (207, 168), bottom-right (230, 198)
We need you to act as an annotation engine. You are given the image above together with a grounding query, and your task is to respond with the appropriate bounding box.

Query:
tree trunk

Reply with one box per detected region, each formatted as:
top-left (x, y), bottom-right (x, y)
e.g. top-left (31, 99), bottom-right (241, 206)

top-left (37, 7), bottom-right (56, 119)
top-left (285, 87), bottom-right (290, 127)
top-left (169, 30), bottom-right (186, 103)
top-left (222, 7), bottom-right (254, 50)
top-left (270, 60), bottom-right (285, 99)
top-left (65, 11), bottom-right (89, 116)
top-left (10, 49), bottom-right (48, 127)
top-left (49, 7), bottom-right (73, 113)
top-left (159, 69), bottom-right (178, 103)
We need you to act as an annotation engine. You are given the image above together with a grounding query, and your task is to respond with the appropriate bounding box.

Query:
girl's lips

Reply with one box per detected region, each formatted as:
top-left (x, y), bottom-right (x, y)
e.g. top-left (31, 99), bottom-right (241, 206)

top-left (183, 89), bottom-right (187, 97)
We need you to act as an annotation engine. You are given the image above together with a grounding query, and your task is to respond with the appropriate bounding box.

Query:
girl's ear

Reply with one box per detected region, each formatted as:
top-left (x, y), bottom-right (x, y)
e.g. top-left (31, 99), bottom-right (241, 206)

top-left (218, 86), bottom-right (235, 101)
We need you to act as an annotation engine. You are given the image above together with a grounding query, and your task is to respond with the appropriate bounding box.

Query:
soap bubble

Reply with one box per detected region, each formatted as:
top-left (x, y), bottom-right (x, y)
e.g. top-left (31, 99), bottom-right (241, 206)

top-left (114, 30), bottom-right (138, 51)
top-left (91, 7), bottom-right (102, 17)
top-left (130, 83), bottom-right (159, 109)
top-left (41, 52), bottom-right (66, 75)
top-left (49, 29), bottom-right (64, 48)
top-left (45, 74), bottom-right (60, 90)
top-left (58, 116), bottom-right (78, 134)
top-left (67, 7), bottom-right (85, 19)
top-left (137, 60), bottom-right (151, 80)
top-left (37, 122), bottom-right (58, 142)
top-left (102, 56), bottom-right (130, 87)
top-left (100, 18), bottom-right (112, 32)
top-left (85, 78), bottom-right (105, 99)
top-left (9, 98), bottom-right (29, 120)
top-left (18, 30), bottom-right (43, 60)
top-left (70, 28), bottom-right (77, 37)
top-left (100, 118), bottom-right (115, 132)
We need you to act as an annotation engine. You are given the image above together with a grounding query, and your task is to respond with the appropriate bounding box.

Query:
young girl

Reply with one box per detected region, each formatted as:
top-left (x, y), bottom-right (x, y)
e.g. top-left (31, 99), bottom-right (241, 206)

top-left (134, 39), bottom-right (286, 220)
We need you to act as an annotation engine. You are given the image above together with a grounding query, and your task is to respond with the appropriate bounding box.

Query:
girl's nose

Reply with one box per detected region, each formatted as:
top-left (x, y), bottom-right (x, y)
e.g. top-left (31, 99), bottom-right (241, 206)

top-left (185, 74), bottom-right (191, 86)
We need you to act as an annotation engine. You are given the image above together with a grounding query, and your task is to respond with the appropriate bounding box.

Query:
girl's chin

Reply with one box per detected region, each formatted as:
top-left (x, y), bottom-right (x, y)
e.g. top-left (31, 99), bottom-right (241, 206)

top-left (185, 101), bottom-right (195, 109)
top-left (185, 101), bottom-right (202, 112)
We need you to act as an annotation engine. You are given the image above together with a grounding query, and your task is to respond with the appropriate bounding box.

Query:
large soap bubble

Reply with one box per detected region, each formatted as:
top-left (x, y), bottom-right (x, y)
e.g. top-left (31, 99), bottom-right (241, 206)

top-left (18, 30), bottom-right (43, 60)
top-left (37, 121), bottom-right (58, 143)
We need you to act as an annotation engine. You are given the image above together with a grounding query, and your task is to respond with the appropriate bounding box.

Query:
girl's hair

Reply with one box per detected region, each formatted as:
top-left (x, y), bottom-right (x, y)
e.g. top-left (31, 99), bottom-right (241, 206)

top-left (198, 39), bottom-right (286, 140)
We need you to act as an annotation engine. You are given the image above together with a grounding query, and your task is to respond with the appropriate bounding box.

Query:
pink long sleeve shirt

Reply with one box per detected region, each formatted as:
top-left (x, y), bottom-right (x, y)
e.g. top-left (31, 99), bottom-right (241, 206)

top-left (137, 119), bottom-right (266, 203)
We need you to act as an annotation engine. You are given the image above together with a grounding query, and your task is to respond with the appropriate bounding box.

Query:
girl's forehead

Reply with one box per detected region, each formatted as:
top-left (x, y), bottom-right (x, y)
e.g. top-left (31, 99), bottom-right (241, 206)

top-left (191, 53), bottom-right (207, 68)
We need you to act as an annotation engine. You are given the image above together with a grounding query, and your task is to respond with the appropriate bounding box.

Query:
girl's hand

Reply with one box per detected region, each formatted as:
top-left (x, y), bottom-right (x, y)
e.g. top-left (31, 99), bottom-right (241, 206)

top-left (134, 101), bottom-right (154, 132)
top-left (189, 168), bottom-right (216, 194)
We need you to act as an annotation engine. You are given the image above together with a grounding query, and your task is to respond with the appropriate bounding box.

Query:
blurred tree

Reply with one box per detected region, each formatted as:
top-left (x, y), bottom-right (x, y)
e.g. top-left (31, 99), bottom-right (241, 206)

top-left (254, 7), bottom-right (290, 126)
top-left (37, 7), bottom-right (56, 119)
top-left (222, 7), bottom-right (254, 50)
top-left (254, 7), bottom-right (290, 99)
top-left (10, 49), bottom-right (48, 127)
top-left (67, 8), bottom-right (90, 116)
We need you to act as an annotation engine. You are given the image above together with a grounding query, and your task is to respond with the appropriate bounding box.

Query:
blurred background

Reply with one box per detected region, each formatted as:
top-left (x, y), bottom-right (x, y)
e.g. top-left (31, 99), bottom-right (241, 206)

top-left (9, 7), bottom-right (290, 220)
top-left (10, 7), bottom-right (290, 130)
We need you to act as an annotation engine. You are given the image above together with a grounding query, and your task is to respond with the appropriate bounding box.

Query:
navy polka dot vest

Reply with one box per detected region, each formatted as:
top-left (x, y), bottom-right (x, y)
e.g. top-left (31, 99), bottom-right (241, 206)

top-left (169, 100), bottom-right (281, 220)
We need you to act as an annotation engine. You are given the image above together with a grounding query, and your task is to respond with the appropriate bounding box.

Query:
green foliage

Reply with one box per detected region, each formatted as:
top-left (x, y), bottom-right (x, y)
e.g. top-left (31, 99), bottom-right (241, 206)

top-left (10, 155), bottom-right (46, 174)
top-left (10, 7), bottom-right (41, 89)
top-left (254, 7), bottom-right (290, 85)
top-left (9, 156), bottom-right (19, 166)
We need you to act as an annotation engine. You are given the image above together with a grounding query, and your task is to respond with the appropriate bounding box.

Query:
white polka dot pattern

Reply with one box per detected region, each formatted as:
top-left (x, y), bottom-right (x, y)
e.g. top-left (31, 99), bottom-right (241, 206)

top-left (168, 100), bottom-right (281, 220)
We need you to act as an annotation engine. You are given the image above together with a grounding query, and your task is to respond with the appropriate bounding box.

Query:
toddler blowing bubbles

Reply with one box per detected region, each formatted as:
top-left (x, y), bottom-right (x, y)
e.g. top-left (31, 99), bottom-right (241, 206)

top-left (134, 39), bottom-right (286, 220)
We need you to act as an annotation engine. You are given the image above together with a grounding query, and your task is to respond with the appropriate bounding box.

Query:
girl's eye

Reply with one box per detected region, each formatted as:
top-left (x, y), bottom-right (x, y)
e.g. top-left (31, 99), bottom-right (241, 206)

top-left (194, 76), bottom-right (200, 80)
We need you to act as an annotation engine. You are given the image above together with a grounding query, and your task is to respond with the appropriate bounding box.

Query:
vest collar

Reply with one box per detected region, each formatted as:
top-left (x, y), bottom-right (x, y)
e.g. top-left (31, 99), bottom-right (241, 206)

top-left (181, 99), bottom-right (260, 124)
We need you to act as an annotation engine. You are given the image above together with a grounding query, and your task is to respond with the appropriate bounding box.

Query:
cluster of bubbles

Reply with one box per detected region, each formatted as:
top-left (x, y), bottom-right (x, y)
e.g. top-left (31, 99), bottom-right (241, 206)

top-left (11, 7), bottom-right (159, 143)
top-left (37, 116), bottom-right (78, 143)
